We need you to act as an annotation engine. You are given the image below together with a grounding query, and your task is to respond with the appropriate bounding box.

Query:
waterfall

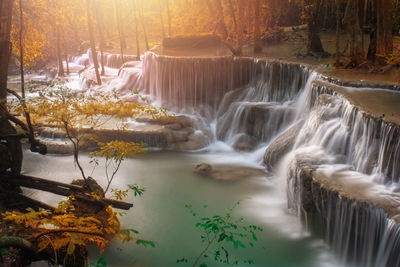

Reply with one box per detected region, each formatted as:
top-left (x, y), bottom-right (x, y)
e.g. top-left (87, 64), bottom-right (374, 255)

top-left (142, 52), bottom-right (312, 146)
top-left (71, 50), bottom-right (400, 266)
top-left (283, 82), bottom-right (400, 266)
top-left (139, 52), bottom-right (400, 185)
top-left (286, 158), bottom-right (400, 267)
top-left (215, 61), bottom-right (311, 145)
top-left (303, 85), bottom-right (400, 184)
top-left (72, 49), bottom-right (138, 69)
top-left (142, 52), bottom-right (254, 113)
top-left (71, 50), bottom-right (399, 185)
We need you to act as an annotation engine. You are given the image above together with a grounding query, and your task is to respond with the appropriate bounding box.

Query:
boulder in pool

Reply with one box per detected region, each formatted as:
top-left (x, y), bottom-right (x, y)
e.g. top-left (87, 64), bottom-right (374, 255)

top-left (193, 163), bottom-right (265, 181)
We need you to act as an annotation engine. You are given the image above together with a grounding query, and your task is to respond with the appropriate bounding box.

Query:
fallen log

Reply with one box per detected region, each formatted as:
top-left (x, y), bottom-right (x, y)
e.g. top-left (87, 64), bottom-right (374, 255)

top-left (0, 236), bottom-right (36, 255)
top-left (74, 193), bottom-right (133, 210)
top-left (8, 173), bottom-right (82, 196)
top-left (4, 173), bottom-right (133, 210)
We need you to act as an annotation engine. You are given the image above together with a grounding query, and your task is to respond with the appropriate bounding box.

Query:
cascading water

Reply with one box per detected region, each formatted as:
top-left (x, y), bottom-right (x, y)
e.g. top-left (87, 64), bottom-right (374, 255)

top-left (215, 61), bottom-right (311, 145)
top-left (142, 52), bottom-right (254, 114)
top-left (72, 49), bottom-right (138, 69)
top-left (140, 52), bottom-right (400, 266)
top-left (56, 50), bottom-right (400, 266)
top-left (308, 84), bottom-right (400, 184)
top-left (281, 85), bottom-right (400, 267)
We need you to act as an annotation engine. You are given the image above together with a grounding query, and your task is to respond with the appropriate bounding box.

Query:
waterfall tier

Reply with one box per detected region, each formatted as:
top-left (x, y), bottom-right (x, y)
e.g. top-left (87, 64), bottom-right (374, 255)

top-left (73, 49), bottom-right (138, 69)
top-left (309, 82), bottom-right (400, 184)
top-left (287, 157), bottom-right (400, 267)
top-left (142, 52), bottom-right (310, 113)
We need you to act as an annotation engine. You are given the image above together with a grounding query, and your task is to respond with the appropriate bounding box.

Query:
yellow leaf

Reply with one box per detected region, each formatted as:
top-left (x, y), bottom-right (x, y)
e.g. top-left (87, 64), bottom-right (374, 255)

top-left (67, 241), bottom-right (75, 255)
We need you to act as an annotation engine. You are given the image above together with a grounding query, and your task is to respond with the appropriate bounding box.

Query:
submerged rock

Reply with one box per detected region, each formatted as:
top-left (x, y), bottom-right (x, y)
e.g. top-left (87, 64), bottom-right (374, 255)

top-left (193, 163), bottom-right (212, 173)
top-left (193, 162), bottom-right (266, 181)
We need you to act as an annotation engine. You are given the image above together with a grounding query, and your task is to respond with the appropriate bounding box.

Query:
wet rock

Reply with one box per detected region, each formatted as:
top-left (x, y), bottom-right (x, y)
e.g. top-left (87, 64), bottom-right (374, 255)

top-left (313, 94), bottom-right (342, 122)
top-left (37, 127), bottom-right (67, 139)
top-left (135, 114), bottom-right (193, 128)
top-left (264, 120), bottom-right (304, 172)
top-left (169, 129), bottom-right (190, 142)
top-left (187, 131), bottom-right (210, 149)
top-left (193, 163), bottom-right (212, 173)
top-left (164, 123), bottom-right (182, 130)
top-left (181, 127), bottom-right (195, 135)
top-left (170, 131), bottom-right (210, 151)
top-left (193, 163), bottom-right (266, 181)
top-left (217, 102), bottom-right (295, 142)
top-left (39, 139), bottom-right (75, 154)
top-left (175, 115), bottom-right (194, 128)
top-left (233, 134), bottom-right (257, 151)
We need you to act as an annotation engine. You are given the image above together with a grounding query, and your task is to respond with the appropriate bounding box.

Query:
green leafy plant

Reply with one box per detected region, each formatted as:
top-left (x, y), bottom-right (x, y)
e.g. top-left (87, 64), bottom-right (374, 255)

top-left (86, 257), bottom-right (107, 267)
top-left (179, 201), bottom-right (263, 267)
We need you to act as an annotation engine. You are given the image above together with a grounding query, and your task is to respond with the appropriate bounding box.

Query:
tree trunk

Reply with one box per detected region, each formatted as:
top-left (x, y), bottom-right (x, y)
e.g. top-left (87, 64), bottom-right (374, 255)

top-left (306, 0), bottom-right (325, 53)
top-left (322, 0), bottom-right (329, 29)
top-left (56, 25), bottom-right (64, 77)
top-left (0, 0), bottom-right (14, 101)
top-left (213, 0), bottom-right (228, 40)
top-left (247, 0), bottom-right (252, 36)
top-left (367, 0), bottom-right (377, 60)
top-left (0, 0), bottom-right (23, 174)
top-left (253, 0), bottom-right (262, 53)
top-left (376, 0), bottom-right (393, 56)
top-left (95, 4), bottom-right (105, 75)
top-left (86, 0), bottom-right (102, 85)
top-left (205, 0), bottom-right (228, 39)
top-left (237, 0), bottom-right (245, 55)
top-left (335, 0), bottom-right (342, 66)
top-left (139, 1), bottom-right (149, 51)
top-left (166, 0), bottom-right (172, 36)
top-left (133, 0), bottom-right (140, 60)
top-left (18, 0), bottom-right (25, 99)
top-left (114, 0), bottom-right (125, 64)
top-left (227, 0), bottom-right (237, 35)
top-left (62, 28), bottom-right (70, 75)
top-left (158, 0), bottom-right (166, 39)
top-left (204, 0), bottom-right (217, 31)
top-left (343, 0), bottom-right (364, 65)
top-left (362, 0), bottom-right (368, 50)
